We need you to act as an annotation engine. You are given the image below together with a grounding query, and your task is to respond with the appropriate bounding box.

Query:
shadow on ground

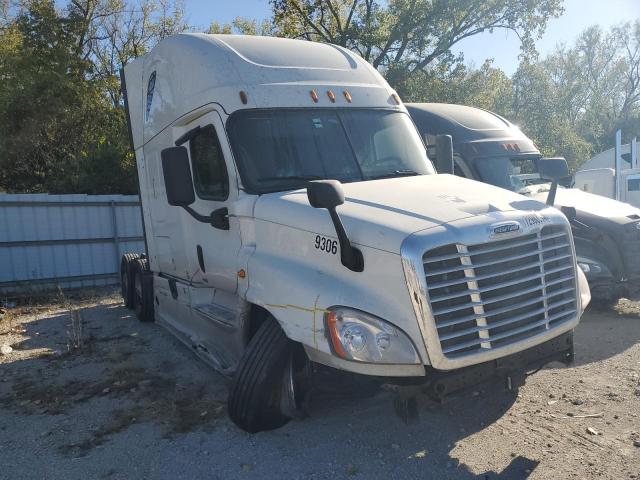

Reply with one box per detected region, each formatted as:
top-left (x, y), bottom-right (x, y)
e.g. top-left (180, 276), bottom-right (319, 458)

top-left (0, 296), bottom-right (636, 479)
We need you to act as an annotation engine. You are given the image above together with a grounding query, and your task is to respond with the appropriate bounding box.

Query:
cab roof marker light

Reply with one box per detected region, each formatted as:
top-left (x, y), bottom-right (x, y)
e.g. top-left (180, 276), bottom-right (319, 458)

top-left (391, 93), bottom-right (401, 105)
top-left (239, 90), bottom-right (248, 105)
top-left (343, 90), bottom-right (352, 103)
top-left (327, 90), bottom-right (336, 103)
top-left (310, 89), bottom-right (319, 103)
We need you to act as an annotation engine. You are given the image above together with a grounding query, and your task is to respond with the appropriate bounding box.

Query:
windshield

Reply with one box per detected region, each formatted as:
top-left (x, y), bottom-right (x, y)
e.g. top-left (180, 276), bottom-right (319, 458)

top-left (227, 109), bottom-right (434, 193)
top-left (473, 155), bottom-right (549, 194)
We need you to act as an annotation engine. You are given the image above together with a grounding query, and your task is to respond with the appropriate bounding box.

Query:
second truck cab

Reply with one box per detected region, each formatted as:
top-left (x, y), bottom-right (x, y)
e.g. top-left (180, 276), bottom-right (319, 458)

top-left (121, 35), bottom-right (590, 432)
top-left (408, 103), bottom-right (640, 304)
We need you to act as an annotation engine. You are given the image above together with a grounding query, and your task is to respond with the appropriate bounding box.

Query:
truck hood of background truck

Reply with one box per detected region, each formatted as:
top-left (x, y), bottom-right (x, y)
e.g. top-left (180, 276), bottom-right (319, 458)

top-left (253, 174), bottom-right (548, 254)
top-left (530, 188), bottom-right (640, 219)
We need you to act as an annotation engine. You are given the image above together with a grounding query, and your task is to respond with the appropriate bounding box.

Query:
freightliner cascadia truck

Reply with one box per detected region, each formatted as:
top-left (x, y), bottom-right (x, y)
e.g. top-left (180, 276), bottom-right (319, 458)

top-left (407, 103), bottom-right (640, 305)
top-left (119, 34), bottom-right (590, 433)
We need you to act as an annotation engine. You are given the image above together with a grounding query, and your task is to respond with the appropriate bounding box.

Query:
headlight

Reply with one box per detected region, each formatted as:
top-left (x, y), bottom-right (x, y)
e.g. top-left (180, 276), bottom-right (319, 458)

top-left (325, 308), bottom-right (420, 364)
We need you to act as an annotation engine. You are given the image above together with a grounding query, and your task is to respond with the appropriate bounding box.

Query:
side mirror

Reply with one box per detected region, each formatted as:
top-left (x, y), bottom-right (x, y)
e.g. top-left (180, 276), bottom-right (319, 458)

top-left (307, 179), bottom-right (345, 209)
top-left (539, 157), bottom-right (569, 182)
top-left (307, 180), bottom-right (363, 272)
top-left (539, 157), bottom-right (569, 206)
top-left (161, 146), bottom-right (195, 207)
top-left (435, 134), bottom-right (454, 174)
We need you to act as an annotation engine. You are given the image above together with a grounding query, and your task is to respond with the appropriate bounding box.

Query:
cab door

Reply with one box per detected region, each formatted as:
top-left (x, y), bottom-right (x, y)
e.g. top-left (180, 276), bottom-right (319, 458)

top-left (175, 110), bottom-right (244, 371)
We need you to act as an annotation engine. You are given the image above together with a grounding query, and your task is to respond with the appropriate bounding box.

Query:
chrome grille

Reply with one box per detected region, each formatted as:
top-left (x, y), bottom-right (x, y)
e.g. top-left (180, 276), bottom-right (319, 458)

top-left (423, 225), bottom-right (577, 358)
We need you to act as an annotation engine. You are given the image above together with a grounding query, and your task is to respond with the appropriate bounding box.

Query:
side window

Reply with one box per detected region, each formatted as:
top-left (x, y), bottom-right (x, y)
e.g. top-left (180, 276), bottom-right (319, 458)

top-left (453, 155), bottom-right (468, 178)
top-left (189, 124), bottom-right (229, 201)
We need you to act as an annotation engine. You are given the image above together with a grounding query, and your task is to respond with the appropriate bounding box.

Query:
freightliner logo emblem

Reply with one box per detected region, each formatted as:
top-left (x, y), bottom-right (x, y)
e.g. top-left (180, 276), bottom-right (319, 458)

top-left (490, 221), bottom-right (521, 237)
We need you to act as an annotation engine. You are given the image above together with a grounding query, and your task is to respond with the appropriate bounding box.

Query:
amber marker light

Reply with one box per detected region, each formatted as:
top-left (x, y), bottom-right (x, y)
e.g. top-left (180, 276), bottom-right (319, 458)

top-left (327, 90), bottom-right (336, 103)
top-left (326, 311), bottom-right (346, 359)
top-left (343, 90), bottom-right (352, 103)
top-left (391, 93), bottom-right (401, 105)
top-left (310, 89), bottom-right (319, 103)
top-left (237, 269), bottom-right (246, 279)
top-left (239, 91), bottom-right (248, 104)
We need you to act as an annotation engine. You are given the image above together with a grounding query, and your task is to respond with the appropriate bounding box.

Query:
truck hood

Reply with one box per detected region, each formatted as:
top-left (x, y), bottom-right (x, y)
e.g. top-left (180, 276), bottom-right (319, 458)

top-left (530, 188), bottom-right (640, 219)
top-left (254, 174), bottom-right (547, 253)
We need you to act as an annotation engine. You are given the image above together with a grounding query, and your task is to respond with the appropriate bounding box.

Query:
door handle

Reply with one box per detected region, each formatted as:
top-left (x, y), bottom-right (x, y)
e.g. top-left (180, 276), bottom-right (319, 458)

top-left (210, 207), bottom-right (229, 230)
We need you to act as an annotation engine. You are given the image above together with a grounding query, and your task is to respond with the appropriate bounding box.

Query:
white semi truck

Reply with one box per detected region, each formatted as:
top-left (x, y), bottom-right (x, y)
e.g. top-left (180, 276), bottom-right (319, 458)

top-left (120, 34), bottom-right (590, 433)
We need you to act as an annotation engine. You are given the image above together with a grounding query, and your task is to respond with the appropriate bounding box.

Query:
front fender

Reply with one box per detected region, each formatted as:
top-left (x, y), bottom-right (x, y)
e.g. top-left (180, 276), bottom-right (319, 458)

top-left (243, 220), bottom-right (428, 367)
top-left (577, 266), bottom-right (591, 313)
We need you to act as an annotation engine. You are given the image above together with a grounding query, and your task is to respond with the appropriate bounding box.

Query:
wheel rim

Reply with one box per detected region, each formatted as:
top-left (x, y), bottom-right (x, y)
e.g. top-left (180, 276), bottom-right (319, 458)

top-left (279, 349), bottom-right (311, 418)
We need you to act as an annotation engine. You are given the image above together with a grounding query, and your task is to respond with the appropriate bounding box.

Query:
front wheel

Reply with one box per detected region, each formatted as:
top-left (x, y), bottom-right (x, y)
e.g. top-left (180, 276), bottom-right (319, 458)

top-left (228, 317), bottom-right (309, 433)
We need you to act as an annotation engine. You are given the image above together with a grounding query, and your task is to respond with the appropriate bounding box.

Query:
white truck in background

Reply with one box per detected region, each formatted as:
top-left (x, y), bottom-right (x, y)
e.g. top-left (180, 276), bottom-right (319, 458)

top-left (120, 34), bottom-right (590, 433)
top-left (574, 133), bottom-right (640, 208)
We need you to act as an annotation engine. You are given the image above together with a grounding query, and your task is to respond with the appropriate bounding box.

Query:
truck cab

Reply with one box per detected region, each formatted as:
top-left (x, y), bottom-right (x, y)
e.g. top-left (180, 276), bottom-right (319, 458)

top-left (120, 35), bottom-right (589, 433)
top-left (408, 103), bottom-right (640, 304)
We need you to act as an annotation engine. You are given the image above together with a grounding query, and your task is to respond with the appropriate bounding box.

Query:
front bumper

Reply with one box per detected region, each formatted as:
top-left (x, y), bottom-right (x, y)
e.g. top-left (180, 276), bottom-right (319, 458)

top-left (393, 330), bottom-right (574, 400)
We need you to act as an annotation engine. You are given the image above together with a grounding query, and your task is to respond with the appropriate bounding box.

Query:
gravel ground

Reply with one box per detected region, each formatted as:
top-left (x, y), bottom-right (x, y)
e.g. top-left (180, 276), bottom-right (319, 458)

top-left (0, 290), bottom-right (638, 480)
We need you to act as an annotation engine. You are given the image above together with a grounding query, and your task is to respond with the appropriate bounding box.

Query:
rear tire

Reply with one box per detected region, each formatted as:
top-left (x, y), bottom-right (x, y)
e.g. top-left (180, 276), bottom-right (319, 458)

top-left (120, 253), bottom-right (139, 309)
top-left (228, 317), bottom-right (300, 433)
top-left (132, 258), bottom-right (154, 323)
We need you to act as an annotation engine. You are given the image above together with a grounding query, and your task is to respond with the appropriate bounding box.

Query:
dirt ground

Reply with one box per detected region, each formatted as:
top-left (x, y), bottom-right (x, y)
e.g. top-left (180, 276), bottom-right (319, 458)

top-left (0, 289), bottom-right (638, 480)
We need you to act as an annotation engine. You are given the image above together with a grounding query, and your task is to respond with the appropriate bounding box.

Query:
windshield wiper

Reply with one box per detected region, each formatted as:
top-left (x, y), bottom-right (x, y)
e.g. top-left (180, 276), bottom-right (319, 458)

top-left (257, 175), bottom-right (324, 182)
top-left (368, 170), bottom-right (419, 180)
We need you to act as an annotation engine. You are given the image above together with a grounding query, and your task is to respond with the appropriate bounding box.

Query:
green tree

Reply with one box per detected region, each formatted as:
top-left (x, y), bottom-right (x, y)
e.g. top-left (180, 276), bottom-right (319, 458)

top-left (270, 0), bottom-right (563, 85)
top-left (511, 21), bottom-right (640, 167)
top-left (0, 0), bottom-right (104, 192)
top-left (208, 17), bottom-right (274, 35)
top-left (0, 0), bottom-right (189, 194)
top-left (401, 59), bottom-right (514, 115)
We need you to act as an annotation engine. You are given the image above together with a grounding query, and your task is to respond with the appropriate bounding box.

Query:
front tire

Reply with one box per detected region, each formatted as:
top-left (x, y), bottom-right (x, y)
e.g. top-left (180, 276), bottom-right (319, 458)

top-left (228, 317), bottom-right (304, 433)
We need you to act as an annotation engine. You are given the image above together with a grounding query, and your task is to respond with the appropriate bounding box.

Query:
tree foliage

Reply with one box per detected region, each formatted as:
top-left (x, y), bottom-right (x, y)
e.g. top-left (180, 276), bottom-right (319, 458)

top-left (0, 0), bottom-right (188, 194)
top-left (509, 21), bottom-right (640, 168)
top-left (270, 0), bottom-right (562, 73)
top-left (0, 1), bottom-right (638, 192)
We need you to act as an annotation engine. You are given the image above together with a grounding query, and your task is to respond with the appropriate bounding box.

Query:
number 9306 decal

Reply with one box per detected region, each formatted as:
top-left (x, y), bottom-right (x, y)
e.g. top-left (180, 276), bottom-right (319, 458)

top-left (315, 235), bottom-right (338, 255)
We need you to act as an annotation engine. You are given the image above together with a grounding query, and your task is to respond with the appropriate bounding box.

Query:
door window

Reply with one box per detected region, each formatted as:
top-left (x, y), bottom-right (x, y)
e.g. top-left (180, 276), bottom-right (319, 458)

top-left (189, 124), bottom-right (229, 201)
top-left (453, 156), bottom-right (469, 178)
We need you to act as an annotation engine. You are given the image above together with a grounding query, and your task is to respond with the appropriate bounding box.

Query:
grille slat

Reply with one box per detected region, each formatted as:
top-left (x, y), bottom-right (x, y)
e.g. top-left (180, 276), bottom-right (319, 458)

top-left (424, 243), bottom-right (571, 278)
top-left (442, 308), bottom-right (574, 354)
top-left (433, 282), bottom-right (547, 316)
top-left (423, 231), bottom-right (567, 264)
top-left (423, 225), bottom-right (577, 359)
top-left (430, 271), bottom-right (546, 303)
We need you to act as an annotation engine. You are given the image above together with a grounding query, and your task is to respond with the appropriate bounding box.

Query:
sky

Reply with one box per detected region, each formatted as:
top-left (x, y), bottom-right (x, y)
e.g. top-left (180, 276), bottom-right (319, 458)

top-left (186, 0), bottom-right (640, 75)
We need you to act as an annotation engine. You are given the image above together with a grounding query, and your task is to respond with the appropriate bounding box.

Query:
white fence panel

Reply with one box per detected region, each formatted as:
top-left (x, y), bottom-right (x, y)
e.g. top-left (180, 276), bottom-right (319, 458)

top-left (0, 194), bottom-right (145, 294)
